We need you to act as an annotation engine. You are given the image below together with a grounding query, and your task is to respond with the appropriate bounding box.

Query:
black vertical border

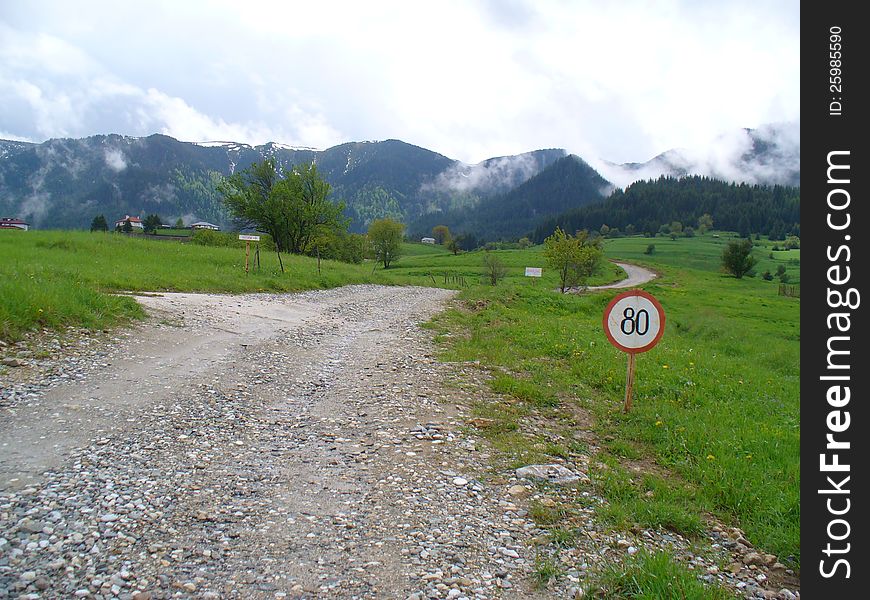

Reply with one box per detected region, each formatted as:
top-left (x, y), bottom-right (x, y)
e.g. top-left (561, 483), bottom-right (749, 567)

top-left (802, 3), bottom-right (867, 596)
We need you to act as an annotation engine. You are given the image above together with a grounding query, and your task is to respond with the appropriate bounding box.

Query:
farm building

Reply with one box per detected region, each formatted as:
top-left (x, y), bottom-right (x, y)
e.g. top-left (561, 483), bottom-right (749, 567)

top-left (0, 218), bottom-right (29, 231)
top-left (190, 221), bottom-right (220, 231)
top-left (115, 215), bottom-right (144, 230)
top-left (421, 237), bottom-right (436, 244)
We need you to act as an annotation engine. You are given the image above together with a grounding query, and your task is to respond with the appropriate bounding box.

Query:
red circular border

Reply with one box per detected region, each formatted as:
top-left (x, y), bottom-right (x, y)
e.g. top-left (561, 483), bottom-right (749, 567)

top-left (602, 289), bottom-right (666, 354)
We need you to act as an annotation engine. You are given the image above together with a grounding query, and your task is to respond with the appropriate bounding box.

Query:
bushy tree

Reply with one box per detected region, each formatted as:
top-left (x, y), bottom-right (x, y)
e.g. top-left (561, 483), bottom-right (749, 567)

top-left (697, 213), bottom-right (713, 234)
top-left (543, 227), bottom-right (603, 293)
top-left (220, 160), bottom-right (347, 272)
top-left (721, 238), bottom-right (757, 278)
top-left (143, 214), bottom-right (163, 234)
top-left (432, 225), bottom-right (451, 245)
top-left (482, 253), bottom-right (507, 286)
top-left (368, 218), bottom-right (404, 269)
top-left (175, 217), bottom-right (185, 229)
top-left (312, 229), bottom-right (367, 264)
top-left (90, 214), bottom-right (108, 232)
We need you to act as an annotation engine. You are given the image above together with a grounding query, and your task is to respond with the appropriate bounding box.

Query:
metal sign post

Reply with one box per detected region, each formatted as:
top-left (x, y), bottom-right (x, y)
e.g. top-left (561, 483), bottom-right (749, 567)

top-left (602, 290), bottom-right (666, 413)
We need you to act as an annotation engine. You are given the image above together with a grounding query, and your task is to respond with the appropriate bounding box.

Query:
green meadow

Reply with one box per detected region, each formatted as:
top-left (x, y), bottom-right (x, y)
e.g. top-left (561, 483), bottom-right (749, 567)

top-left (1, 228), bottom-right (799, 586)
top-left (429, 232), bottom-right (800, 571)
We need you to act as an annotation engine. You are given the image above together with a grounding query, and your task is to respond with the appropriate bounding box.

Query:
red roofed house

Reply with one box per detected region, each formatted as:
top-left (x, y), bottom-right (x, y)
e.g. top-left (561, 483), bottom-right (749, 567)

top-left (0, 218), bottom-right (29, 231)
top-left (115, 215), bottom-right (144, 230)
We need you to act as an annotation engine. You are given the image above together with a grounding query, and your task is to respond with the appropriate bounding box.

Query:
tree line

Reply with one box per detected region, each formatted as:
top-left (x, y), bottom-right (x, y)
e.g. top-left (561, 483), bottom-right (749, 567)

top-left (532, 175), bottom-right (800, 243)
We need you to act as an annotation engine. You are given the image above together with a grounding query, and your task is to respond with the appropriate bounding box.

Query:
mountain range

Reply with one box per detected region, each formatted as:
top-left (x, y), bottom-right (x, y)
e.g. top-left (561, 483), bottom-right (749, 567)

top-left (0, 122), bottom-right (799, 239)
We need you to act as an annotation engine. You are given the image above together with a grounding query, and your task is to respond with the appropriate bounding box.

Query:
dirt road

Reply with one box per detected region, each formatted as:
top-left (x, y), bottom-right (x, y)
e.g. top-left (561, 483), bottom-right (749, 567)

top-left (588, 262), bottom-right (657, 290)
top-left (0, 285), bottom-right (555, 599)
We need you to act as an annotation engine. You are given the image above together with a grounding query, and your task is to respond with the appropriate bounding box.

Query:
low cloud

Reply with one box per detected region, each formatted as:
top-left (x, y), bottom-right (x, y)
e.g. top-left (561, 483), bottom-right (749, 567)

top-left (591, 121), bottom-right (800, 189)
top-left (424, 151), bottom-right (566, 197)
top-left (104, 147), bottom-right (127, 171)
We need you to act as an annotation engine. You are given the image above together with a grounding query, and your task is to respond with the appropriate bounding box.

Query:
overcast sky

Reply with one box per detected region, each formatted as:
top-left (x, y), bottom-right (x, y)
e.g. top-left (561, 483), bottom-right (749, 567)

top-left (0, 0), bottom-right (799, 164)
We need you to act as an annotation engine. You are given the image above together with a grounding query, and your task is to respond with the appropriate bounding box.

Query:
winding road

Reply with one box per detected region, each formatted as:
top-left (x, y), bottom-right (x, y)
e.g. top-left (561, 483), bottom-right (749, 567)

top-left (579, 261), bottom-right (657, 292)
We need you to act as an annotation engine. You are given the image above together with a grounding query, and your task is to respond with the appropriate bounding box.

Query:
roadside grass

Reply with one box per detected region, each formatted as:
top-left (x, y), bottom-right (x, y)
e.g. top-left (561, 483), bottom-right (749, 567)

top-left (0, 231), bottom-right (426, 340)
top-left (428, 233), bottom-right (800, 568)
top-left (0, 232), bottom-right (622, 341)
top-left (590, 550), bottom-right (738, 599)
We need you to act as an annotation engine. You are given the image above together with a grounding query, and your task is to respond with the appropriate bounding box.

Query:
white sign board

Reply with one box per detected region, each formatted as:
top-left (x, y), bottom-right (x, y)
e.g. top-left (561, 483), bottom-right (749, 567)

top-left (524, 267), bottom-right (543, 277)
top-left (238, 234), bottom-right (261, 241)
top-left (603, 290), bottom-right (665, 354)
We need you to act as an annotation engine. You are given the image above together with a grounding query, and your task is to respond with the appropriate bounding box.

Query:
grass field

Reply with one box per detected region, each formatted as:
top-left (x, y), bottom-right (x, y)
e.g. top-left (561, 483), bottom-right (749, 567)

top-left (428, 232), bottom-right (800, 571)
top-left (1, 228), bottom-right (800, 590)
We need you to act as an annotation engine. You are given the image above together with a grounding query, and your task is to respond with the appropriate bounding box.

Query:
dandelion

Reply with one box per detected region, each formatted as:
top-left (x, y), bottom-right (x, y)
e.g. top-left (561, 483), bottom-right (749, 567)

top-left (745, 454), bottom-right (753, 460)
top-left (655, 420), bottom-right (663, 427)
top-left (706, 454), bottom-right (715, 461)
top-left (662, 364), bottom-right (669, 369)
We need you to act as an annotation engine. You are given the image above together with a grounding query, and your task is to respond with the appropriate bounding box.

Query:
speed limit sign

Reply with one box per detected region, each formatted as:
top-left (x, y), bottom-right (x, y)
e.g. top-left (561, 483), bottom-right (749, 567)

top-left (603, 290), bottom-right (666, 354)
top-left (602, 290), bottom-right (666, 412)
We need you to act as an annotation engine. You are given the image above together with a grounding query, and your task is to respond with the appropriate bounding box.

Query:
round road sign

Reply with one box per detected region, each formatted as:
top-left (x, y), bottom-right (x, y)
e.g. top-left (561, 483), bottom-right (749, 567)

top-left (603, 290), bottom-right (665, 354)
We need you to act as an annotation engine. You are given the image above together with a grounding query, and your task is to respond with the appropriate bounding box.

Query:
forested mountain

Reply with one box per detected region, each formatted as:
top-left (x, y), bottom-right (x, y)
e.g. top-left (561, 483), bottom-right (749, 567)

top-left (532, 176), bottom-right (800, 243)
top-left (0, 124), bottom-right (799, 236)
top-left (411, 155), bottom-right (611, 241)
top-left (0, 135), bottom-right (562, 231)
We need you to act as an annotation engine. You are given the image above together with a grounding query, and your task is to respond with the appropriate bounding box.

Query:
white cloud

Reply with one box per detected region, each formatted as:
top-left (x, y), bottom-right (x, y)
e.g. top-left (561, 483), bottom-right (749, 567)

top-left (104, 148), bottom-right (127, 171)
top-left (0, 0), bottom-right (799, 164)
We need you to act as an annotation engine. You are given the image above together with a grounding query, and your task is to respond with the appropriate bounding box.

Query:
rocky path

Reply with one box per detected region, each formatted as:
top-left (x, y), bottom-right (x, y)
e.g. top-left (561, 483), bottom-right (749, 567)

top-left (0, 285), bottom-right (552, 599)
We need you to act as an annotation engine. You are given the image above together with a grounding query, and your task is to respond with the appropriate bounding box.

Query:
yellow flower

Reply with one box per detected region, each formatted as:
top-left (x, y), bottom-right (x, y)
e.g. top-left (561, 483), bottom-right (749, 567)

top-left (655, 420), bottom-right (663, 427)
top-left (745, 454), bottom-right (753, 460)
top-left (706, 454), bottom-right (715, 461)
top-left (662, 364), bottom-right (669, 369)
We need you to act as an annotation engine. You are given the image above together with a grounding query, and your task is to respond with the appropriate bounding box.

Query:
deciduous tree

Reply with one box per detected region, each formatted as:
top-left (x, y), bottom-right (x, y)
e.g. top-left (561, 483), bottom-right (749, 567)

top-left (220, 160), bottom-right (347, 272)
top-left (432, 225), bottom-right (451, 245)
top-left (721, 238), bottom-right (757, 278)
top-left (368, 218), bottom-right (404, 269)
top-left (543, 227), bottom-right (603, 293)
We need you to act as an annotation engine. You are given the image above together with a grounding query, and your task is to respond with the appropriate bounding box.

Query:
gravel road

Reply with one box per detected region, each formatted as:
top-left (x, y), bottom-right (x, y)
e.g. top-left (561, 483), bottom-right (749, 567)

top-left (588, 262), bottom-right (657, 290)
top-left (0, 285), bottom-right (554, 599)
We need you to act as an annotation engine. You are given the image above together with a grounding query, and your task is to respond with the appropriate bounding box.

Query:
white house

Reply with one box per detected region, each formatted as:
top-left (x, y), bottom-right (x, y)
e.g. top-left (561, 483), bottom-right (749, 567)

top-left (421, 237), bottom-right (436, 244)
top-left (190, 221), bottom-right (220, 231)
top-left (115, 215), bottom-right (144, 230)
top-left (0, 218), bottom-right (29, 231)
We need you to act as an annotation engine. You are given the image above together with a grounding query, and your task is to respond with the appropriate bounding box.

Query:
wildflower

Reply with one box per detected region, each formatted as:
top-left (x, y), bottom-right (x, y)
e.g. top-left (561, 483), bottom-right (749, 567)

top-left (655, 420), bottom-right (663, 427)
top-left (706, 454), bottom-right (715, 461)
top-left (662, 364), bottom-right (669, 369)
